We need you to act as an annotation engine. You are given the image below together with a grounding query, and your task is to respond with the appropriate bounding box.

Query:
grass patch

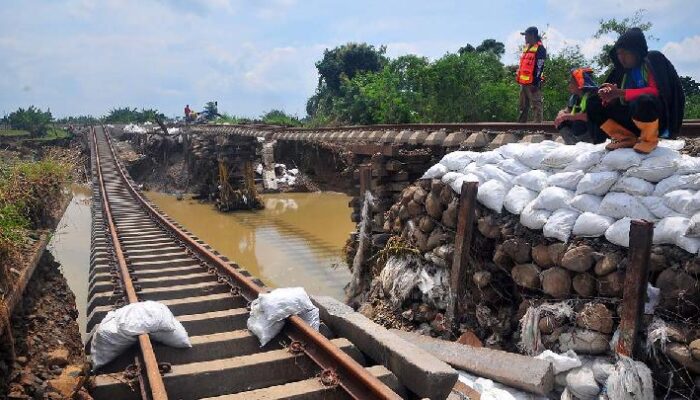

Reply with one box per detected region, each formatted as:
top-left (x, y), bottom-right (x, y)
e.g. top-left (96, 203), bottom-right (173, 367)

top-left (0, 129), bottom-right (30, 137)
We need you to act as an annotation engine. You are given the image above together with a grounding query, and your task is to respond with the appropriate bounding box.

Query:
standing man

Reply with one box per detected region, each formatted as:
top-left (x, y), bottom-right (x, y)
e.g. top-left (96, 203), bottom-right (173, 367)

top-left (184, 104), bottom-right (191, 121)
top-left (517, 26), bottom-right (547, 123)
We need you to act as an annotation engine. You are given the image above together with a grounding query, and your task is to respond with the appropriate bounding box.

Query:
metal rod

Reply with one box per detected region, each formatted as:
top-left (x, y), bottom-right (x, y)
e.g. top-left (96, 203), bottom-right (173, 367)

top-left (616, 219), bottom-right (654, 358)
top-left (92, 127), bottom-right (169, 400)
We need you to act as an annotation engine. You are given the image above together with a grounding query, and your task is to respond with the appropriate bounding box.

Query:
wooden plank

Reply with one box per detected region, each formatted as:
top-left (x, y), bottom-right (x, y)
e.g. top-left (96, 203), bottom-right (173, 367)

top-left (616, 220), bottom-right (653, 358)
top-left (446, 182), bottom-right (479, 329)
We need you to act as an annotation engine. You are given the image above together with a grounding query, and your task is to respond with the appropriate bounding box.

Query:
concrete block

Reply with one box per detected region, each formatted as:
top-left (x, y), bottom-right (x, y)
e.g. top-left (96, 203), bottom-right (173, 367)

top-left (489, 132), bottom-right (519, 148)
top-left (391, 329), bottom-right (554, 396)
top-left (424, 130), bottom-right (447, 146)
top-left (408, 130), bottom-right (428, 145)
top-left (312, 296), bottom-right (458, 400)
top-left (443, 131), bottom-right (467, 148)
top-left (463, 131), bottom-right (490, 148)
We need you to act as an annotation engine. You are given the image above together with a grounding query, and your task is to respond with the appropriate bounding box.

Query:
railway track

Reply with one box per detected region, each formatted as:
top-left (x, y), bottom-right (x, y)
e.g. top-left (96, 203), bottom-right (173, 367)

top-left (86, 126), bottom-right (406, 400)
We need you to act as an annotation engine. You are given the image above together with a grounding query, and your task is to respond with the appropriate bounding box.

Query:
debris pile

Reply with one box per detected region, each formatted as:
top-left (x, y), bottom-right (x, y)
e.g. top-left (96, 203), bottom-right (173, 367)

top-left (350, 139), bottom-right (700, 397)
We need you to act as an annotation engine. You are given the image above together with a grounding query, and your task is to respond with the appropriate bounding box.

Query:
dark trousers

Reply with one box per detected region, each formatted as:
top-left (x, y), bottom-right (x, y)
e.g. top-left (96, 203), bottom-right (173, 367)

top-left (587, 94), bottom-right (662, 137)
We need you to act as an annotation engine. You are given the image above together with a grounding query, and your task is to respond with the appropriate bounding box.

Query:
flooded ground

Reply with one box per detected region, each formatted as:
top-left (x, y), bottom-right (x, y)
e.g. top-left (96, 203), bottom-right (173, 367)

top-left (48, 185), bottom-right (92, 339)
top-left (146, 192), bottom-right (355, 300)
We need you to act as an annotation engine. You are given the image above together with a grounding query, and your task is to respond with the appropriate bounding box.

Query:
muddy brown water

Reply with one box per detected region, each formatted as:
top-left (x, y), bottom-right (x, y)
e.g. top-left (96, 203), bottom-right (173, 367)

top-left (48, 185), bottom-right (92, 340)
top-left (145, 191), bottom-right (355, 300)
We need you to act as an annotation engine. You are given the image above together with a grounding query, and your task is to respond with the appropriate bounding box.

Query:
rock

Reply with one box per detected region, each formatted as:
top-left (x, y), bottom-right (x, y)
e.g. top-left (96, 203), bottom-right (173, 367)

top-left (559, 329), bottom-right (610, 355)
top-left (441, 200), bottom-right (458, 228)
top-left (532, 244), bottom-right (554, 268)
top-left (560, 246), bottom-right (595, 273)
top-left (401, 186), bottom-right (418, 205)
top-left (412, 229), bottom-right (428, 252)
top-left (472, 271), bottom-right (491, 289)
top-left (430, 313), bottom-right (447, 334)
top-left (538, 315), bottom-right (559, 334)
top-left (418, 179), bottom-right (431, 191)
top-left (47, 365), bottom-right (82, 398)
top-left (413, 187), bottom-right (428, 205)
top-left (548, 243), bottom-right (567, 266)
top-left (594, 253), bottom-right (620, 276)
top-left (492, 247), bottom-right (513, 270)
top-left (690, 339), bottom-right (700, 360)
top-left (418, 216), bottom-right (435, 233)
top-left (407, 200), bottom-right (423, 217)
top-left (650, 253), bottom-right (667, 272)
top-left (663, 322), bottom-right (689, 344)
top-left (511, 264), bottom-right (541, 290)
top-left (477, 215), bottom-right (501, 239)
top-left (598, 271), bottom-right (624, 297)
top-left (457, 330), bottom-right (483, 348)
top-left (502, 239), bottom-right (531, 264)
top-left (358, 303), bottom-right (375, 319)
top-left (572, 273), bottom-right (597, 297)
top-left (426, 227), bottom-right (447, 251)
top-left (46, 348), bottom-right (69, 368)
top-left (576, 303), bottom-right (613, 334)
top-left (433, 244), bottom-right (454, 261)
top-left (425, 193), bottom-right (443, 219)
top-left (415, 304), bottom-right (437, 323)
top-left (655, 268), bottom-right (700, 313)
top-left (666, 342), bottom-right (700, 374)
top-left (430, 179), bottom-right (445, 194)
top-left (541, 267), bottom-right (571, 298)
top-left (685, 258), bottom-right (700, 275)
top-left (439, 185), bottom-right (454, 206)
top-left (16, 356), bottom-right (28, 366)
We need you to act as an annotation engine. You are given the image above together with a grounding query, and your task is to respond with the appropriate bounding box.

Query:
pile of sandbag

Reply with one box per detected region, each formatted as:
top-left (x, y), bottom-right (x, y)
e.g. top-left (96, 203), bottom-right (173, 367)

top-left (421, 140), bottom-right (700, 254)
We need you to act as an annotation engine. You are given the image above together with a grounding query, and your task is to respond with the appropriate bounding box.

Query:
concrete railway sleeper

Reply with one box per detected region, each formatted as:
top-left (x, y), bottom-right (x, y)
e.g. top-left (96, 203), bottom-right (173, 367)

top-left (88, 125), bottom-right (405, 400)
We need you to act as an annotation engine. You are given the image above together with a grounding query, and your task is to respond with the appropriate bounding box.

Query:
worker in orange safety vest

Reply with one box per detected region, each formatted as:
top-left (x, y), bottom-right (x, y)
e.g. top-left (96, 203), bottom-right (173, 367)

top-left (516, 26), bottom-right (547, 123)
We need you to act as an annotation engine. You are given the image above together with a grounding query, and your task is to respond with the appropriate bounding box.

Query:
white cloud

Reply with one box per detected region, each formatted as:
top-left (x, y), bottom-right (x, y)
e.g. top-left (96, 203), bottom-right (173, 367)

top-left (663, 36), bottom-right (700, 79)
top-left (504, 26), bottom-right (613, 66)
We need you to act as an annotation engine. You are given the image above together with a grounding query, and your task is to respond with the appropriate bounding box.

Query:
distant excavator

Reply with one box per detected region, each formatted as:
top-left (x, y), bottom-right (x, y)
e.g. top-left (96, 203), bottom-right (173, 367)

top-left (185, 101), bottom-right (222, 124)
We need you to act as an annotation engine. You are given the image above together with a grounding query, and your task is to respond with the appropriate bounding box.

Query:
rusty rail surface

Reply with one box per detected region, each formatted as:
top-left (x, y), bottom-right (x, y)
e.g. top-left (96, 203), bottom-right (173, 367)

top-left (91, 125), bottom-right (402, 400)
top-left (91, 127), bottom-right (169, 400)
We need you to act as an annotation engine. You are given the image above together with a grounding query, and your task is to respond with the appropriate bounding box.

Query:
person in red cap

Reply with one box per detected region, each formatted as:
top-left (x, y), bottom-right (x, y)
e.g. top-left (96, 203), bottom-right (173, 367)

top-left (516, 26), bottom-right (547, 123)
top-left (184, 104), bottom-right (191, 121)
top-left (554, 67), bottom-right (605, 144)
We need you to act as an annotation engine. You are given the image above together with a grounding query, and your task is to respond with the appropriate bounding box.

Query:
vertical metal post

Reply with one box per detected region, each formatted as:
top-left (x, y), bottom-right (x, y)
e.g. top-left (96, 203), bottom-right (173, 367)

top-left (359, 165), bottom-right (372, 196)
top-left (446, 181), bottom-right (479, 327)
top-left (616, 220), bottom-right (653, 358)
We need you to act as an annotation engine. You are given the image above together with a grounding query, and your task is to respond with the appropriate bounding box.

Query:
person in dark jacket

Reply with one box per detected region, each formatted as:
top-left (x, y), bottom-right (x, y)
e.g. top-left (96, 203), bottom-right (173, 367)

top-left (555, 67), bottom-right (606, 144)
top-left (517, 26), bottom-right (547, 123)
top-left (590, 28), bottom-right (685, 153)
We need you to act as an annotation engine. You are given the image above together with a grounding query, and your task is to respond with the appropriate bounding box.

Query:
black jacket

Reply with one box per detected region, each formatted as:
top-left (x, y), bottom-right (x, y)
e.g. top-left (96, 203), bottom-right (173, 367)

top-left (605, 28), bottom-right (685, 137)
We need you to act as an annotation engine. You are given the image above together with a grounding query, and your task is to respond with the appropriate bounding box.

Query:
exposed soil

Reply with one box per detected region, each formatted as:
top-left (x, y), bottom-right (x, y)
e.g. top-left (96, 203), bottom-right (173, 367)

top-left (1, 252), bottom-right (91, 399)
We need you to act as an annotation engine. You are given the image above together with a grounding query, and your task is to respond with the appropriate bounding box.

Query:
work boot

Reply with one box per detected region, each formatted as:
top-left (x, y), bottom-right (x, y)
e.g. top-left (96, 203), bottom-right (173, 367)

top-left (601, 119), bottom-right (637, 150)
top-left (632, 119), bottom-right (659, 154)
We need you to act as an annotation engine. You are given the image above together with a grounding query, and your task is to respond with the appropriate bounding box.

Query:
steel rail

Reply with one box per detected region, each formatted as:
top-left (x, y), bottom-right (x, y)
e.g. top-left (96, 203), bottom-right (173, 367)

top-left (98, 126), bottom-right (401, 400)
top-left (91, 127), bottom-right (169, 400)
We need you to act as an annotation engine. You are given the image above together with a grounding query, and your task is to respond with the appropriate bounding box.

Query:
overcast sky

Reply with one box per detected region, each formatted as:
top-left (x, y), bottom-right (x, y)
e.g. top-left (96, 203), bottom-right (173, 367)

top-left (1, 0), bottom-right (698, 118)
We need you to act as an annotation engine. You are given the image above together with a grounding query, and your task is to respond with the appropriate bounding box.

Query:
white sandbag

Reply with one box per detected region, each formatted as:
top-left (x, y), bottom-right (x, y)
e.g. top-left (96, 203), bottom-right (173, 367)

top-left (439, 151), bottom-right (478, 171)
top-left (497, 158), bottom-right (531, 176)
top-left (591, 358), bottom-right (615, 385)
top-left (513, 170), bottom-right (549, 192)
top-left (626, 155), bottom-right (678, 182)
top-left (663, 189), bottom-right (697, 214)
top-left (477, 179), bottom-right (508, 213)
top-left (564, 149), bottom-right (606, 173)
top-left (517, 140), bottom-right (560, 169)
top-left (573, 212), bottom-right (615, 237)
top-left (606, 356), bottom-right (654, 400)
top-left (480, 164), bottom-right (515, 186)
top-left (547, 171), bottom-right (584, 190)
top-left (503, 185), bottom-right (538, 215)
top-left (644, 284), bottom-right (661, 315)
top-left (566, 366), bottom-right (601, 400)
top-left (531, 187), bottom-right (575, 211)
top-left (421, 163), bottom-right (448, 179)
top-left (542, 144), bottom-right (592, 169)
top-left (462, 163), bottom-right (488, 182)
top-left (675, 154), bottom-right (700, 175)
top-left (441, 171), bottom-right (462, 186)
top-left (610, 176), bottom-right (655, 196)
top-left (91, 301), bottom-right (191, 370)
top-left (640, 196), bottom-right (683, 219)
top-left (601, 148), bottom-right (643, 170)
top-left (497, 142), bottom-right (529, 159)
top-left (598, 192), bottom-right (655, 220)
top-left (520, 203), bottom-right (552, 230)
top-left (569, 194), bottom-right (603, 213)
top-left (576, 172), bottom-right (620, 196)
top-left (686, 212), bottom-right (700, 237)
top-left (653, 173), bottom-right (700, 196)
top-left (247, 287), bottom-right (320, 346)
top-left (605, 218), bottom-right (632, 247)
top-left (676, 235), bottom-right (700, 254)
top-left (652, 217), bottom-right (689, 245)
top-left (475, 151), bottom-right (505, 166)
top-left (658, 139), bottom-right (685, 150)
top-left (535, 350), bottom-right (581, 374)
top-left (450, 173), bottom-right (482, 194)
top-left (543, 208), bottom-right (580, 242)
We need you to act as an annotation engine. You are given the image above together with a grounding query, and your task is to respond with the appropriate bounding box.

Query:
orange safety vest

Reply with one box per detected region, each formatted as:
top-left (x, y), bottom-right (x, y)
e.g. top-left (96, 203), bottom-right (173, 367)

top-left (516, 41), bottom-right (542, 85)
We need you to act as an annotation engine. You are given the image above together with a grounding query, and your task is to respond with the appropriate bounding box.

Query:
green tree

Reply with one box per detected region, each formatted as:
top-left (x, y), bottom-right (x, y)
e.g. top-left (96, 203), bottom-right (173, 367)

top-left (7, 106), bottom-right (53, 137)
top-left (103, 107), bottom-right (165, 123)
top-left (260, 109), bottom-right (301, 127)
top-left (314, 43), bottom-right (387, 94)
top-left (593, 9), bottom-right (654, 69)
top-left (458, 39), bottom-right (506, 59)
